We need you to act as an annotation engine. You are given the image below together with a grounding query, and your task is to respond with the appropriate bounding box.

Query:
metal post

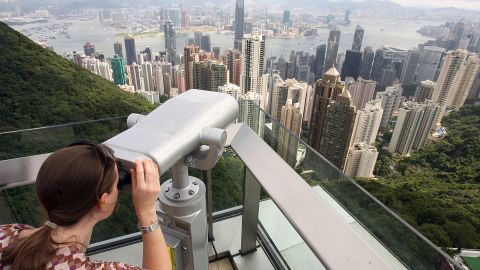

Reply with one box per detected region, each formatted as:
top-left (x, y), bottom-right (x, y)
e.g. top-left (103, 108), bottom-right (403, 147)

top-left (240, 168), bottom-right (261, 255)
top-left (204, 169), bottom-right (214, 241)
top-left (171, 160), bottom-right (190, 189)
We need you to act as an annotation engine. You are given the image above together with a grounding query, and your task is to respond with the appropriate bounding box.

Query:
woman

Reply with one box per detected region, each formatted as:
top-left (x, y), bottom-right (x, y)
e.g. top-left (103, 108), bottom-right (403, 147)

top-left (0, 143), bottom-right (172, 270)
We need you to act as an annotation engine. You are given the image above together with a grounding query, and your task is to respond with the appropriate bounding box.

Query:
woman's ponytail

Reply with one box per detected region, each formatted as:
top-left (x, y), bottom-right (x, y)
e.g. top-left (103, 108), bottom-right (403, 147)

top-left (1, 225), bottom-right (57, 270)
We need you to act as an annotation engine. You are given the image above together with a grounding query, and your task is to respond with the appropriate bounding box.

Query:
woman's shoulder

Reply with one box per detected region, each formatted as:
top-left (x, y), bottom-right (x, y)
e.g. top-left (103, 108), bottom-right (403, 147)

top-left (0, 223), bottom-right (34, 234)
top-left (0, 223), bottom-right (34, 250)
top-left (46, 246), bottom-right (144, 270)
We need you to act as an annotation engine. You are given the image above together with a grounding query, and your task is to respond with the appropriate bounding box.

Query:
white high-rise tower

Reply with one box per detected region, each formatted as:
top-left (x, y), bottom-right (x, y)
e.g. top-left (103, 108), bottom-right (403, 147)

top-left (432, 49), bottom-right (479, 125)
top-left (240, 34), bottom-right (266, 95)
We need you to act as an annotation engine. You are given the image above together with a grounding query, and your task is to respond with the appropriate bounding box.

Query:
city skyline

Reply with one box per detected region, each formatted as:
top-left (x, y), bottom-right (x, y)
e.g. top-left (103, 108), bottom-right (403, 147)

top-left (2, 0), bottom-right (480, 11)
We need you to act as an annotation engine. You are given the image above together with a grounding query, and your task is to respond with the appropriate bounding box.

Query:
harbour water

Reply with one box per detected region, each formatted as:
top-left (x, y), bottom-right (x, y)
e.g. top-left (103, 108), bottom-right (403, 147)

top-left (11, 16), bottom-right (442, 59)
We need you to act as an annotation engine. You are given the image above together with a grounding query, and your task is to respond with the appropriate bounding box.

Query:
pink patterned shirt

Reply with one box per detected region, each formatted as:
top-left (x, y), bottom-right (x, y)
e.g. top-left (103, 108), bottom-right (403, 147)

top-left (0, 224), bottom-right (143, 270)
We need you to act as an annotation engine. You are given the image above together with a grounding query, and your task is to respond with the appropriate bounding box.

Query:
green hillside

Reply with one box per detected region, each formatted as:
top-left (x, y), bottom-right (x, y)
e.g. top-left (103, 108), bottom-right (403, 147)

top-left (359, 105), bottom-right (480, 250)
top-left (0, 21), bottom-right (154, 132)
top-left (0, 22), bottom-right (156, 242)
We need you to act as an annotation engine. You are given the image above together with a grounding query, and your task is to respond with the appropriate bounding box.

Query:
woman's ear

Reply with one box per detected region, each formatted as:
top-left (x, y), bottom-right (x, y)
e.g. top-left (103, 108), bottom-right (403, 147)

top-left (98, 192), bottom-right (109, 208)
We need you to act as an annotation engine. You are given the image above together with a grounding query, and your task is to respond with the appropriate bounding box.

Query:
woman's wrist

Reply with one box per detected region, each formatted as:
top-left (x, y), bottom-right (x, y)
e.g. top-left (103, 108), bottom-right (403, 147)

top-left (136, 209), bottom-right (158, 226)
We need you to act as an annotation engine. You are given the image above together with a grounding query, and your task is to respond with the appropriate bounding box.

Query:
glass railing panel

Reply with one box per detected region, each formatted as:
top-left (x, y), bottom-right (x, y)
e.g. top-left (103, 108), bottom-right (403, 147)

top-left (237, 100), bottom-right (462, 270)
top-left (210, 148), bottom-right (245, 212)
top-left (0, 117), bottom-right (140, 243)
top-left (0, 116), bottom-right (128, 160)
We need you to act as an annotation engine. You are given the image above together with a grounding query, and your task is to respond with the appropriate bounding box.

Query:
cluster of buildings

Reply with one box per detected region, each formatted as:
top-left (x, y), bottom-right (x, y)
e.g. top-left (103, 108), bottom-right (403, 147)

top-left (65, 3), bottom-right (479, 180)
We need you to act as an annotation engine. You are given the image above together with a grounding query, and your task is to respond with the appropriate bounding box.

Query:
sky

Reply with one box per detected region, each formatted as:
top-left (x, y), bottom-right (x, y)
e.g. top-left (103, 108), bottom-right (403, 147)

top-left (371, 0), bottom-right (480, 10)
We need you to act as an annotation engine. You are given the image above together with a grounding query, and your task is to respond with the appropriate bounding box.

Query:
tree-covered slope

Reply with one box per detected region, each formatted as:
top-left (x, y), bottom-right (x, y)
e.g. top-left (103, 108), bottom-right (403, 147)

top-left (0, 22), bottom-right (154, 132)
top-left (359, 105), bottom-right (480, 249)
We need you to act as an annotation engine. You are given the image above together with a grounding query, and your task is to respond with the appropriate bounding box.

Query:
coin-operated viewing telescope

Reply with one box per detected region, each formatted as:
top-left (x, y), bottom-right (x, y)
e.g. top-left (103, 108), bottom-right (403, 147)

top-left (104, 90), bottom-right (239, 270)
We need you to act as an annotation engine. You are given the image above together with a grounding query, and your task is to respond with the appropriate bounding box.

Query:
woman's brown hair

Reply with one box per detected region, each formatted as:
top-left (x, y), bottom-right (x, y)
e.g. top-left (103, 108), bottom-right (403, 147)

top-left (0, 143), bottom-right (117, 270)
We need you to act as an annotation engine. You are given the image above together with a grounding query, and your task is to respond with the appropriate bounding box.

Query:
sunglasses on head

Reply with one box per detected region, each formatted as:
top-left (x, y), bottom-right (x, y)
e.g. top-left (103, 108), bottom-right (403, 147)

top-left (66, 141), bottom-right (132, 190)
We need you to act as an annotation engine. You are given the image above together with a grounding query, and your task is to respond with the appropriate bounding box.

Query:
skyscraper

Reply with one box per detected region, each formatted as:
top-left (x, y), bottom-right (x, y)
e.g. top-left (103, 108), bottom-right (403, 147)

top-left (352, 25), bottom-right (364, 51)
top-left (352, 99), bottom-right (383, 145)
top-left (153, 63), bottom-right (165, 95)
top-left (341, 49), bottom-right (363, 80)
top-left (143, 46), bottom-right (152, 62)
top-left (344, 9), bottom-right (351, 25)
top-left (164, 20), bottom-right (177, 65)
top-left (113, 41), bottom-right (123, 58)
top-left (193, 60), bottom-right (228, 92)
top-left (388, 101), bottom-right (438, 155)
top-left (370, 46), bottom-right (407, 84)
top-left (345, 143), bottom-right (378, 178)
top-left (278, 99), bottom-right (302, 167)
top-left (194, 31), bottom-right (202, 47)
top-left (399, 50), bottom-right (421, 86)
top-left (184, 45), bottom-right (200, 90)
top-left (168, 8), bottom-right (182, 29)
top-left (73, 51), bottom-right (82, 66)
top-left (309, 67), bottom-right (344, 151)
top-left (432, 49), bottom-right (479, 125)
top-left (264, 72), bottom-right (284, 115)
top-left (163, 73), bottom-right (172, 96)
top-left (98, 62), bottom-right (113, 81)
top-left (285, 79), bottom-right (308, 113)
top-left (219, 83), bottom-right (241, 100)
top-left (181, 10), bottom-right (188, 28)
top-left (142, 62), bottom-right (155, 92)
top-left (314, 44), bottom-right (327, 81)
top-left (324, 28), bottom-right (341, 70)
top-left (136, 53), bottom-right (146, 65)
top-left (213, 47), bottom-right (220, 59)
top-left (234, 0), bottom-right (244, 51)
top-left (240, 34), bottom-right (265, 95)
top-left (319, 89), bottom-right (357, 170)
top-left (283, 10), bottom-right (290, 24)
top-left (467, 71), bottom-right (480, 102)
top-left (128, 63), bottom-right (143, 91)
top-left (346, 78), bottom-right (376, 110)
top-left (295, 51), bottom-right (310, 82)
top-left (239, 91), bottom-right (262, 132)
top-left (376, 83), bottom-right (403, 127)
top-left (223, 49), bottom-right (242, 85)
top-left (124, 35), bottom-right (136, 65)
top-left (83, 42), bottom-right (95, 56)
top-left (450, 19), bottom-right (465, 49)
top-left (200, 34), bottom-right (211, 52)
top-left (270, 80), bottom-right (289, 120)
top-left (359, 46), bottom-right (374, 80)
top-left (414, 46), bottom-right (445, 84)
top-left (111, 54), bottom-right (126, 85)
top-left (209, 61), bottom-right (228, 91)
top-left (175, 65), bottom-right (186, 93)
top-left (414, 80), bottom-right (436, 103)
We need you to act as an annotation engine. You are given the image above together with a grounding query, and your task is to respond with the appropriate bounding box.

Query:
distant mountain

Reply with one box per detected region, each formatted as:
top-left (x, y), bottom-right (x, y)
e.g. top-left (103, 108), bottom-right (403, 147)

top-left (0, 22), bottom-right (154, 132)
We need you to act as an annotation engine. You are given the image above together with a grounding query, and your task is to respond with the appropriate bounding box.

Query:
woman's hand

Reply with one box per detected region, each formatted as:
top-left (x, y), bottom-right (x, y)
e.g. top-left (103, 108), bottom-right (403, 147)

top-left (130, 160), bottom-right (160, 226)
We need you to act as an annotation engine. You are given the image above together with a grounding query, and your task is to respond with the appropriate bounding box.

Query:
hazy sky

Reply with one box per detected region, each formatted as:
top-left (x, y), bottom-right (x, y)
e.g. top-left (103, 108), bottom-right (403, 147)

top-left (376, 0), bottom-right (480, 10)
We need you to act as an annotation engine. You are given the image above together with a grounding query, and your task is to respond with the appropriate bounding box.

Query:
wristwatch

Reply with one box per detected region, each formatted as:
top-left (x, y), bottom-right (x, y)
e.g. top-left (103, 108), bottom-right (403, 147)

top-left (138, 216), bottom-right (161, 234)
